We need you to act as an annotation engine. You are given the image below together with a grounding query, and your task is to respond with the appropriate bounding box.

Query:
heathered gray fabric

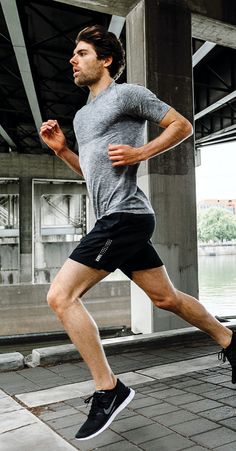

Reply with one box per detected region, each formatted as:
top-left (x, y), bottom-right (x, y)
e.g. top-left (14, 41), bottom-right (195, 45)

top-left (73, 81), bottom-right (171, 219)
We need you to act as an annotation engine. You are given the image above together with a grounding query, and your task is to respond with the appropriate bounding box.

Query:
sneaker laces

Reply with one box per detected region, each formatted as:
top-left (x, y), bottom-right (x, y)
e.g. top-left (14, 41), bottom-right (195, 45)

top-left (218, 349), bottom-right (226, 363)
top-left (84, 391), bottom-right (106, 419)
top-left (84, 394), bottom-right (94, 407)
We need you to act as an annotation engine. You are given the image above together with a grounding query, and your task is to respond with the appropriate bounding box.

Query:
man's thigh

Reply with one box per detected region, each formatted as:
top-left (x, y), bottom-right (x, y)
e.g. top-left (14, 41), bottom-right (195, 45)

top-left (50, 258), bottom-right (110, 300)
top-left (132, 266), bottom-right (176, 302)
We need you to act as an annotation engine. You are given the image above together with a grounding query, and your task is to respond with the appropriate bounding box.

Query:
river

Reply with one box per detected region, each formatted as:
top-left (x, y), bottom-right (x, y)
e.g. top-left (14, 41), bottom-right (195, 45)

top-left (199, 254), bottom-right (236, 317)
top-left (108, 255), bottom-right (236, 318)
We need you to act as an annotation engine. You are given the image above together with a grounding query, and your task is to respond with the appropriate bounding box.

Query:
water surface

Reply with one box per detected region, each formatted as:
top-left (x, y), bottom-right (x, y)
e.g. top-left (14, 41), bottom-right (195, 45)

top-left (199, 254), bottom-right (236, 317)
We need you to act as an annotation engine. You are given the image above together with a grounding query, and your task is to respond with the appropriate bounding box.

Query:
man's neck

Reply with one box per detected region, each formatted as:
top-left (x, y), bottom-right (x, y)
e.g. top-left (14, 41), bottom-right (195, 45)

top-left (89, 76), bottom-right (114, 99)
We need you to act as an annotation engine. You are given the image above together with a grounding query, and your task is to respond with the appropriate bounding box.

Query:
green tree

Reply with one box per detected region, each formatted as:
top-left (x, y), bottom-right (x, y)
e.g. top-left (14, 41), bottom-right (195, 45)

top-left (197, 207), bottom-right (236, 243)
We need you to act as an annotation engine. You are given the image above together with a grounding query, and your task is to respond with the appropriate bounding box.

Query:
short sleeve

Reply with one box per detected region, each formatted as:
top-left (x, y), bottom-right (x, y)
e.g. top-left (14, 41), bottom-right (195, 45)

top-left (118, 83), bottom-right (171, 124)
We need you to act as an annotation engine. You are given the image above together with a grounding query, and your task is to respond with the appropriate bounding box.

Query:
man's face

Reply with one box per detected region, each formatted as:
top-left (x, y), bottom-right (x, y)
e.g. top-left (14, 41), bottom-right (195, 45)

top-left (70, 40), bottom-right (106, 87)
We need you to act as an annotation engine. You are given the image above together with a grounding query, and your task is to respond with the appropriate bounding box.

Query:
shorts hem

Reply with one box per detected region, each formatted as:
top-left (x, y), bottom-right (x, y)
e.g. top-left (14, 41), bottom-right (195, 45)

top-left (129, 263), bottom-right (164, 272)
top-left (69, 255), bottom-right (114, 273)
top-left (120, 262), bottom-right (164, 280)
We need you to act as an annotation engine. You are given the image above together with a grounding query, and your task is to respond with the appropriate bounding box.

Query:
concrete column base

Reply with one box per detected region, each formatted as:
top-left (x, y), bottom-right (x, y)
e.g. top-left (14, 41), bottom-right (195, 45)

top-left (19, 254), bottom-right (32, 283)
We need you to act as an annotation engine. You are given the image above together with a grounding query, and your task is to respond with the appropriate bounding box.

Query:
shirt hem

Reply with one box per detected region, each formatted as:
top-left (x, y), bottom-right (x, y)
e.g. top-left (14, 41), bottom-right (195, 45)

top-left (97, 208), bottom-right (155, 220)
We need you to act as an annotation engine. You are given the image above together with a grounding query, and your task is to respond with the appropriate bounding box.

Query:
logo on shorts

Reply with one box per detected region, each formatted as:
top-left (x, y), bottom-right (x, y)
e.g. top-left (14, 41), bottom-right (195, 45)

top-left (95, 239), bottom-right (113, 262)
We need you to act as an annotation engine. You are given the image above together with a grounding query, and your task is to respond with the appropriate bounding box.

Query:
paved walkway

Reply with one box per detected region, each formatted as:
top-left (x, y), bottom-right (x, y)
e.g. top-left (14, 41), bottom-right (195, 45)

top-left (1, 335), bottom-right (236, 450)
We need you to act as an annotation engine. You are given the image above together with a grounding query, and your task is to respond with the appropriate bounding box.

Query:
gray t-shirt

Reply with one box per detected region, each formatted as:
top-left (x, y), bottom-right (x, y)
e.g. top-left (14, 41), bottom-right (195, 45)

top-left (73, 81), bottom-right (171, 219)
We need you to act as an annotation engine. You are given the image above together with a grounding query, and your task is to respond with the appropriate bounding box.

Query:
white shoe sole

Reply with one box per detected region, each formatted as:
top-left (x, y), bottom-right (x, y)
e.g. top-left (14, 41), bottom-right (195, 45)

top-left (76, 388), bottom-right (135, 441)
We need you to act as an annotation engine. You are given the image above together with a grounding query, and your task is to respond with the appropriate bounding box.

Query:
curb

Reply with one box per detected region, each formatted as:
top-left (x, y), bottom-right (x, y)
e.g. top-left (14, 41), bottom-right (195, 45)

top-left (1, 319), bottom-right (236, 371)
top-left (25, 319), bottom-right (236, 368)
top-left (0, 352), bottom-right (24, 372)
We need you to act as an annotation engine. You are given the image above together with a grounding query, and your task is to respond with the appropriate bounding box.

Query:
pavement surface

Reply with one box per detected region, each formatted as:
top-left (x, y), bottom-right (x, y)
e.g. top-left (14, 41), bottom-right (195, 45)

top-left (1, 334), bottom-right (236, 451)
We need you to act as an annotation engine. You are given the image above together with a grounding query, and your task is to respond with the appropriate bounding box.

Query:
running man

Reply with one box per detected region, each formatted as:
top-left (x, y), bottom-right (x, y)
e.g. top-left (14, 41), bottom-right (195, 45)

top-left (40, 25), bottom-right (236, 441)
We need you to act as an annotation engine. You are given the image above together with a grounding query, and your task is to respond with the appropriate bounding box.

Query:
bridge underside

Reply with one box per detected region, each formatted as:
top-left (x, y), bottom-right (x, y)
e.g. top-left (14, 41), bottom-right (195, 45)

top-left (0, 0), bottom-right (235, 334)
top-left (0, 0), bottom-right (235, 153)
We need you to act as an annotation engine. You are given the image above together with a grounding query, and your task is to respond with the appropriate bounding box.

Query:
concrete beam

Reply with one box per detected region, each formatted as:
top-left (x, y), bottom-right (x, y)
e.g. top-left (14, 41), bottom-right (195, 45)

top-left (0, 180), bottom-right (18, 195)
top-left (195, 90), bottom-right (236, 120)
top-left (192, 14), bottom-right (236, 49)
top-left (0, 0), bottom-right (44, 138)
top-left (51, 0), bottom-right (136, 16)
top-left (0, 125), bottom-right (16, 149)
top-left (34, 181), bottom-right (86, 196)
top-left (52, 1), bottom-right (236, 50)
top-left (196, 124), bottom-right (236, 144)
top-left (51, 1), bottom-right (236, 54)
top-left (41, 226), bottom-right (82, 235)
top-left (197, 136), bottom-right (236, 147)
top-left (52, 0), bottom-right (236, 30)
top-left (193, 41), bottom-right (216, 67)
top-left (108, 15), bottom-right (126, 36)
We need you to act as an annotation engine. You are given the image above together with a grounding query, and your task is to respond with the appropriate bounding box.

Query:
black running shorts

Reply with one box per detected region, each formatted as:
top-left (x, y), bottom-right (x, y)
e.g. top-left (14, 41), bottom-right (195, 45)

top-left (69, 212), bottom-right (163, 279)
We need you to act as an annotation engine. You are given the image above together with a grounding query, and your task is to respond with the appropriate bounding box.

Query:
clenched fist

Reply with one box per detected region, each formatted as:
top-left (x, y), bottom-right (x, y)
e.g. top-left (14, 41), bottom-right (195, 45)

top-left (108, 144), bottom-right (143, 167)
top-left (40, 119), bottom-right (67, 155)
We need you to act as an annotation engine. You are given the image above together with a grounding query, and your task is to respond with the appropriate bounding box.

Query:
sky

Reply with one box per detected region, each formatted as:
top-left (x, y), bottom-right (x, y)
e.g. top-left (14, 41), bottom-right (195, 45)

top-left (195, 141), bottom-right (236, 202)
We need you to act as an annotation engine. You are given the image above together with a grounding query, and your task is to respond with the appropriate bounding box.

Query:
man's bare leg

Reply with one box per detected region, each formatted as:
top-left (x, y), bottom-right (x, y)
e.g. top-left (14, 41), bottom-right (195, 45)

top-left (47, 259), bottom-right (116, 390)
top-left (132, 266), bottom-right (232, 349)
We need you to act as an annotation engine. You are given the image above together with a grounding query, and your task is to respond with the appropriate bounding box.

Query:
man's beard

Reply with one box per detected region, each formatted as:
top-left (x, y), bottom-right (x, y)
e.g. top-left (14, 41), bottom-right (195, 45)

top-left (74, 66), bottom-right (103, 87)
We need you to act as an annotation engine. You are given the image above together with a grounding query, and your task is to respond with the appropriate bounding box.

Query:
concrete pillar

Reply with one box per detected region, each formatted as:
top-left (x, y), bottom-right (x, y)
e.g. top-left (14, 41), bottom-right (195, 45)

top-left (81, 194), bottom-right (87, 235)
top-left (127, 0), bottom-right (198, 332)
top-left (19, 177), bottom-right (32, 282)
top-left (34, 190), bottom-right (46, 283)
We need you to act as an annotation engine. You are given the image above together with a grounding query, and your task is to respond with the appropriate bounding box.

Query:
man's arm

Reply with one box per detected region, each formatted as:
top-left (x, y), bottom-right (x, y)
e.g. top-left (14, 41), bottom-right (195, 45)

top-left (40, 119), bottom-right (83, 177)
top-left (56, 147), bottom-right (83, 177)
top-left (108, 108), bottom-right (193, 167)
top-left (139, 107), bottom-right (193, 159)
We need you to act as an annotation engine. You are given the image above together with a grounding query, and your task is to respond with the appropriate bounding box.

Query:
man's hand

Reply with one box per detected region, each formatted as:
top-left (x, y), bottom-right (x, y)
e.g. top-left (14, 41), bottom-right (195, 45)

top-left (108, 144), bottom-right (143, 167)
top-left (40, 119), bottom-right (67, 155)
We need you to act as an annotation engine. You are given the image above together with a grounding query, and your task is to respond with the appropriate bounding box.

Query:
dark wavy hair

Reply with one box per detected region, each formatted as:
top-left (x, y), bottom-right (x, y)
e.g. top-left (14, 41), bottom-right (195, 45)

top-left (75, 25), bottom-right (125, 80)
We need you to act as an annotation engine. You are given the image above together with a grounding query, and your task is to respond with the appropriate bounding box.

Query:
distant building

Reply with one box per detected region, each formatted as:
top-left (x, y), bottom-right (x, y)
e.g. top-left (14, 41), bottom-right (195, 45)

top-left (198, 199), bottom-right (236, 215)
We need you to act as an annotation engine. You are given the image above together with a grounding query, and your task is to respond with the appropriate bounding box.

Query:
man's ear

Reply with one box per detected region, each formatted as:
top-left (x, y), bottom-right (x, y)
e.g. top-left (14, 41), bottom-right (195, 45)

top-left (103, 55), bottom-right (113, 68)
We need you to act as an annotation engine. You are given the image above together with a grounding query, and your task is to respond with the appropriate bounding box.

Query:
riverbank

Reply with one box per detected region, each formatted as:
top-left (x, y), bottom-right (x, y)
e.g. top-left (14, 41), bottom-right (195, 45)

top-left (198, 242), bottom-right (236, 256)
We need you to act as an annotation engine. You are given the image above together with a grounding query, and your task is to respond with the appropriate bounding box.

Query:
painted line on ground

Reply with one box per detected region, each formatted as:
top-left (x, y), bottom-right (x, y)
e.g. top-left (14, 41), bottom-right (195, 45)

top-left (136, 354), bottom-right (221, 378)
top-left (15, 372), bottom-right (154, 407)
top-left (15, 354), bottom-right (223, 408)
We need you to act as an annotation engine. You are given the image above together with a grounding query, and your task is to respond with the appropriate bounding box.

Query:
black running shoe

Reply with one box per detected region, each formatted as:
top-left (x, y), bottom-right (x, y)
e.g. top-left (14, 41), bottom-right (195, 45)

top-left (75, 379), bottom-right (135, 441)
top-left (218, 331), bottom-right (236, 384)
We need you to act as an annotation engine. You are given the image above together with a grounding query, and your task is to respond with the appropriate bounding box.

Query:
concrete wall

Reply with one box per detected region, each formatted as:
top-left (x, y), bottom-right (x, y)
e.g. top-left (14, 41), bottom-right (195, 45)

top-left (0, 157), bottom-right (132, 338)
top-left (0, 154), bottom-right (83, 180)
top-left (0, 281), bottom-right (131, 336)
top-left (36, 242), bottom-right (80, 283)
top-left (0, 156), bottom-right (86, 284)
top-left (0, 244), bottom-right (18, 284)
